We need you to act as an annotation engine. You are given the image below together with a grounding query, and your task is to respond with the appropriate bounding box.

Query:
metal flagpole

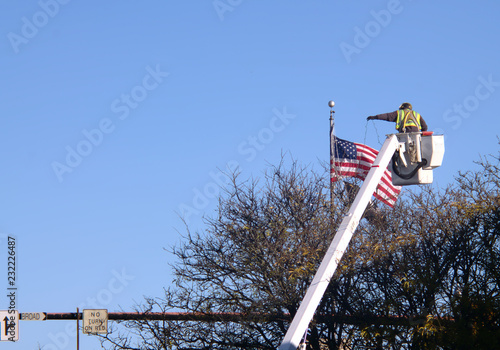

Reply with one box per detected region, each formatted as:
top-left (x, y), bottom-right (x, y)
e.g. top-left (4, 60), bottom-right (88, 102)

top-left (329, 101), bottom-right (335, 206)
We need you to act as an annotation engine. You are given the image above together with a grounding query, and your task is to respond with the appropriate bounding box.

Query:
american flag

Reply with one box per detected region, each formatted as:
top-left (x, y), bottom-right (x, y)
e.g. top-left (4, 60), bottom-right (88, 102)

top-left (330, 137), bottom-right (401, 207)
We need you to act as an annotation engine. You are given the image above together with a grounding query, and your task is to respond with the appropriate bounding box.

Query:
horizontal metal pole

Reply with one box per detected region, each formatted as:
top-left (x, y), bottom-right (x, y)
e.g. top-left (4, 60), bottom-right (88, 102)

top-left (43, 312), bottom-right (290, 322)
top-left (27, 312), bottom-right (448, 326)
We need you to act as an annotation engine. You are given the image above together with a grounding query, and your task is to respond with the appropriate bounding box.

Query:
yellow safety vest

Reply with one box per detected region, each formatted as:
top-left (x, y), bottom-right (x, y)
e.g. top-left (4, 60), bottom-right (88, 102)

top-left (396, 109), bottom-right (422, 131)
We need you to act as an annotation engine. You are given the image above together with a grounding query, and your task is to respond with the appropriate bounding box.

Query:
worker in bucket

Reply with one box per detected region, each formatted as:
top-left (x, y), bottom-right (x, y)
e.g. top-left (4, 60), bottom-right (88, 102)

top-left (367, 102), bottom-right (428, 133)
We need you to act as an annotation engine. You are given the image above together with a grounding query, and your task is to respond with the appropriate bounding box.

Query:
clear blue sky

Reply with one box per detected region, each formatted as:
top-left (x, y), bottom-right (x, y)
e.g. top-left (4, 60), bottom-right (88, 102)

top-left (1, 1), bottom-right (499, 348)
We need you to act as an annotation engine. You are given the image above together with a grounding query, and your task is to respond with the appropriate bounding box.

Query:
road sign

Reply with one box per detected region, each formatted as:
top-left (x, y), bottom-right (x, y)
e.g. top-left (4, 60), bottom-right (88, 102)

top-left (0, 311), bottom-right (19, 341)
top-left (82, 309), bottom-right (108, 334)
top-left (20, 312), bottom-right (47, 321)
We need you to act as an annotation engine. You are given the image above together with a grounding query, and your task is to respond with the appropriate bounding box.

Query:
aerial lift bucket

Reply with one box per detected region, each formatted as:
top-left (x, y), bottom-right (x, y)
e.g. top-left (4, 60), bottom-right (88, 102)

top-left (391, 131), bottom-right (445, 186)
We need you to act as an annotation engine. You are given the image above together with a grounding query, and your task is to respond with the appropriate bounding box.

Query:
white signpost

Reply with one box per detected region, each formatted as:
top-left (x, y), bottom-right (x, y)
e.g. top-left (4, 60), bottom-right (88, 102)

top-left (0, 310), bottom-right (19, 341)
top-left (82, 309), bottom-right (108, 334)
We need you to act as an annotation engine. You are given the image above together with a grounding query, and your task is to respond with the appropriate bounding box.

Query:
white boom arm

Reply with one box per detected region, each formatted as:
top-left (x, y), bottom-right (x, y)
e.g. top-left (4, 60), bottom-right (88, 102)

top-left (278, 134), bottom-right (400, 350)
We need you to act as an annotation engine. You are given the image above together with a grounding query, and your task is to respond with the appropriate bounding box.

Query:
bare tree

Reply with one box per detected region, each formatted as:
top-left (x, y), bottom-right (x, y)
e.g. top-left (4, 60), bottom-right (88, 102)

top-left (101, 146), bottom-right (500, 350)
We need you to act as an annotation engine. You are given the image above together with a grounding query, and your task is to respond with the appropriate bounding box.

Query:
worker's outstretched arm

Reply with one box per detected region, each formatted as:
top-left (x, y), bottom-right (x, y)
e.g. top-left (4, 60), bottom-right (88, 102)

top-left (367, 111), bottom-right (397, 122)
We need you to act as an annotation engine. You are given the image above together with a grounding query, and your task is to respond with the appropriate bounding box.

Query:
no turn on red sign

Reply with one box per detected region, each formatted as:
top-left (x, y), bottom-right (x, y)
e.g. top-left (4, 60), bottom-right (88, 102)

top-left (82, 309), bottom-right (108, 334)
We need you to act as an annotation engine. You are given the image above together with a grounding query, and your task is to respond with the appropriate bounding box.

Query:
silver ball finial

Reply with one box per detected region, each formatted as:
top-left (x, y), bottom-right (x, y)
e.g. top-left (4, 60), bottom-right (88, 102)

top-left (328, 100), bottom-right (335, 108)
